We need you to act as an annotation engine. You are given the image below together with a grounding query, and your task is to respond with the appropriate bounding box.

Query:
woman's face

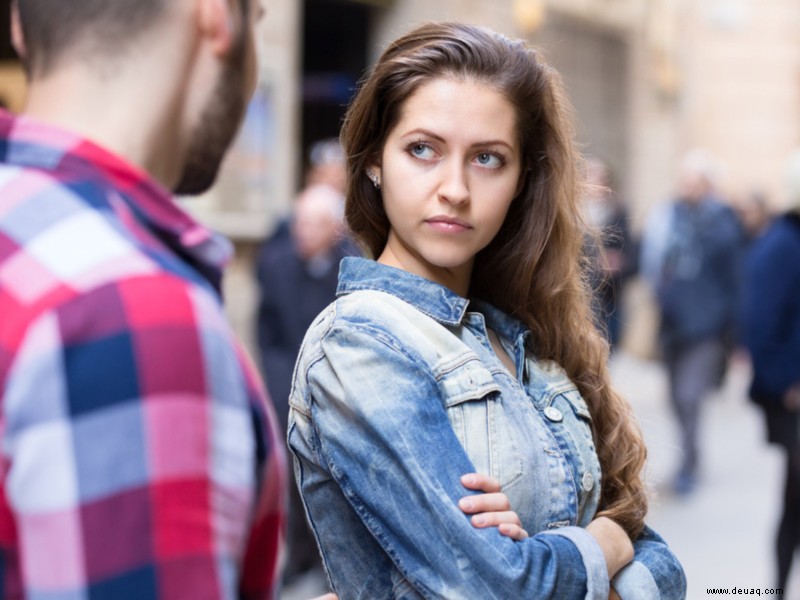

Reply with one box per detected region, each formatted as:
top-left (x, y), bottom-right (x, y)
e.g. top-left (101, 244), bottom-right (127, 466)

top-left (371, 77), bottom-right (522, 296)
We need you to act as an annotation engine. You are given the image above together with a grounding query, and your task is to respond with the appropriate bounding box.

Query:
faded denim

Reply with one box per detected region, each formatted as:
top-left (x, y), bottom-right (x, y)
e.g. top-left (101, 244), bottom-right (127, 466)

top-left (288, 257), bottom-right (686, 599)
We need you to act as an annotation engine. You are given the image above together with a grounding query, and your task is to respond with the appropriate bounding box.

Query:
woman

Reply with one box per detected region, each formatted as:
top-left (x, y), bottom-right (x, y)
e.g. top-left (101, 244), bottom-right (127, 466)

top-left (288, 22), bottom-right (685, 599)
top-left (741, 151), bottom-right (800, 593)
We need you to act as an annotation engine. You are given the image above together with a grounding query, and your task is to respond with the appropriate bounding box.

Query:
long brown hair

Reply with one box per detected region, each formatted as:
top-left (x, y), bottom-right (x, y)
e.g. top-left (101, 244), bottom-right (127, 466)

top-left (341, 21), bottom-right (647, 537)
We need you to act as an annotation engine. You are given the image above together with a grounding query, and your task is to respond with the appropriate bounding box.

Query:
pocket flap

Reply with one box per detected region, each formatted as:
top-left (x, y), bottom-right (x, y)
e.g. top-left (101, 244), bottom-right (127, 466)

top-left (438, 360), bottom-right (501, 407)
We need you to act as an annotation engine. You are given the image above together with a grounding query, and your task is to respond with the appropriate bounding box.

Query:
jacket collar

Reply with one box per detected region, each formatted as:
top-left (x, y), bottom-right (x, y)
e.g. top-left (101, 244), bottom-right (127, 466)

top-left (337, 257), bottom-right (529, 343)
top-left (337, 257), bottom-right (470, 326)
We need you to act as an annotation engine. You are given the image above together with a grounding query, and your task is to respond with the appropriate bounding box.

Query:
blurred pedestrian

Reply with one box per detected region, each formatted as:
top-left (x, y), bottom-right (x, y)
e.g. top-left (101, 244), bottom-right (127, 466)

top-left (740, 150), bottom-right (800, 592)
top-left (0, 1), bottom-right (340, 599)
top-left (733, 189), bottom-right (773, 245)
top-left (640, 149), bottom-right (744, 495)
top-left (255, 183), bottom-right (355, 585)
top-left (582, 157), bottom-right (636, 350)
top-left (305, 138), bottom-right (347, 193)
top-left (266, 139), bottom-right (347, 252)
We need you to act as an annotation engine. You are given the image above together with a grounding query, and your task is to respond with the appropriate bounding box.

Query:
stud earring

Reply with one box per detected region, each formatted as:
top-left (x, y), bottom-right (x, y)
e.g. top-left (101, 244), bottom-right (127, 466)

top-left (366, 169), bottom-right (381, 189)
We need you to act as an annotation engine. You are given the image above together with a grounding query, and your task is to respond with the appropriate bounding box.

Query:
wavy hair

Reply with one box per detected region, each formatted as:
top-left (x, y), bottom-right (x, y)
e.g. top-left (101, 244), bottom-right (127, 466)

top-left (341, 21), bottom-right (648, 537)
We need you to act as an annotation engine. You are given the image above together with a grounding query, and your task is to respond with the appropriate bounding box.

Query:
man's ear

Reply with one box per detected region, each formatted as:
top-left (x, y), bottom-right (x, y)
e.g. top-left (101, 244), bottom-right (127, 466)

top-left (197, 0), bottom-right (236, 57)
top-left (10, 1), bottom-right (27, 63)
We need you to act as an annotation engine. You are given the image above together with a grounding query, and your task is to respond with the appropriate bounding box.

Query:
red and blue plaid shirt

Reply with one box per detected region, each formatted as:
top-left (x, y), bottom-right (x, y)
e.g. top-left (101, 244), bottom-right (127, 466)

top-left (0, 111), bottom-right (287, 599)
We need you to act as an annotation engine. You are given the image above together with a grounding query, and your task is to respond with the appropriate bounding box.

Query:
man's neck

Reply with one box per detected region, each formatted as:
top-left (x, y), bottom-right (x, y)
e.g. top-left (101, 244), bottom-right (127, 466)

top-left (21, 46), bottom-right (197, 191)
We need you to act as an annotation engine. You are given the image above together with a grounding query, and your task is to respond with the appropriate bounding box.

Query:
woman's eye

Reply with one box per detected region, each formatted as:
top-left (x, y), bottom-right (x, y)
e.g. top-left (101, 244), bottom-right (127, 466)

top-left (409, 143), bottom-right (435, 160)
top-left (475, 152), bottom-right (503, 168)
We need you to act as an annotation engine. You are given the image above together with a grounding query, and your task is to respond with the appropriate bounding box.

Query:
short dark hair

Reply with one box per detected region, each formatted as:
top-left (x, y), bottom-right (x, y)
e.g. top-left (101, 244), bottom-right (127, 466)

top-left (16, 0), bottom-right (166, 76)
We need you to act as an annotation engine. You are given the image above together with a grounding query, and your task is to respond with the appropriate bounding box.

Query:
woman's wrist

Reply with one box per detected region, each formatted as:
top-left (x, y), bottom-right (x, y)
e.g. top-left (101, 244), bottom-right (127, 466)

top-left (586, 516), bottom-right (634, 578)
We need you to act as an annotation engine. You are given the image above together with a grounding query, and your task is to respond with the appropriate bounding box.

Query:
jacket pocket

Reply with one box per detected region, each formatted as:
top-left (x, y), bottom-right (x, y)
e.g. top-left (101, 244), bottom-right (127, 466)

top-left (438, 358), bottom-right (523, 488)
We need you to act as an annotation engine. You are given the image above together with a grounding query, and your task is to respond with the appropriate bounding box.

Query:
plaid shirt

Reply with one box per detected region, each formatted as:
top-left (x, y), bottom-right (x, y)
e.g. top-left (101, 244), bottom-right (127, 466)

top-left (0, 111), bottom-right (286, 599)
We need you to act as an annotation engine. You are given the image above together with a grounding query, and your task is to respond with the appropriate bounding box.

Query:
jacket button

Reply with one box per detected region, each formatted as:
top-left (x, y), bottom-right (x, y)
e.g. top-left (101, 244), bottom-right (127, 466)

top-left (543, 406), bottom-right (563, 422)
top-left (582, 471), bottom-right (594, 491)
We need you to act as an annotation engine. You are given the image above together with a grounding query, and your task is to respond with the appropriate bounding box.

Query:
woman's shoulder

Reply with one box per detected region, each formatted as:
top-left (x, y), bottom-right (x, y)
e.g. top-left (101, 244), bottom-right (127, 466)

top-left (298, 288), bottom-right (481, 377)
top-left (296, 289), bottom-right (432, 359)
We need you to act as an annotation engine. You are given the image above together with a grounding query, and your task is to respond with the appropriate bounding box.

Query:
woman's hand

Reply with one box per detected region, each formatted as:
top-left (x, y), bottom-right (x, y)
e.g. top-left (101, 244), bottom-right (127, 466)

top-left (458, 473), bottom-right (529, 540)
top-left (586, 516), bottom-right (634, 579)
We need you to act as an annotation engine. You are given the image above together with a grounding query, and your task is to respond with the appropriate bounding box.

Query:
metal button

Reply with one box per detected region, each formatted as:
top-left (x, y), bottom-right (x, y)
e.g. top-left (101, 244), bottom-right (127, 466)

top-left (582, 471), bottom-right (595, 492)
top-left (543, 406), bottom-right (563, 422)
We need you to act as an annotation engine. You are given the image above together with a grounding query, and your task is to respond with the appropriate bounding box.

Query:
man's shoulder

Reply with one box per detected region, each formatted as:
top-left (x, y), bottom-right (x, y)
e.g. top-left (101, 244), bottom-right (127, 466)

top-left (0, 166), bottom-right (170, 309)
top-left (751, 215), bottom-right (800, 263)
top-left (0, 168), bottom-right (226, 370)
top-left (0, 188), bottom-right (160, 305)
top-left (256, 235), bottom-right (301, 274)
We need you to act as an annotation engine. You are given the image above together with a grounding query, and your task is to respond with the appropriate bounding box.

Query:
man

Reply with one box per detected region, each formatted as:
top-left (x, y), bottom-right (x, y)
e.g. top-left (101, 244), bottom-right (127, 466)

top-left (0, 1), bottom-right (294, 597)
top-left (741, 150), bottom-right (800, 593)
top-left (640, 149), bottom-right (743, 495)
top-left (255, 183), bottom-right (355, 585)
top-left (257, 183), bottom-right (352, 428)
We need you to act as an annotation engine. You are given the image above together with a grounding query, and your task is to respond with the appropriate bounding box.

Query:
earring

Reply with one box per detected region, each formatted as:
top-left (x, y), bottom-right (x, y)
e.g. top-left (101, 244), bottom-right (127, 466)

top-left (366, 169), bottom-right (381, 189)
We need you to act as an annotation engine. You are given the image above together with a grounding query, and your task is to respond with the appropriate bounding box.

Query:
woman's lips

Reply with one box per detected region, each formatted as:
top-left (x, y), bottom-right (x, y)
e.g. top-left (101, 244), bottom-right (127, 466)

top-left (425, 216), bottom-right (471, 233)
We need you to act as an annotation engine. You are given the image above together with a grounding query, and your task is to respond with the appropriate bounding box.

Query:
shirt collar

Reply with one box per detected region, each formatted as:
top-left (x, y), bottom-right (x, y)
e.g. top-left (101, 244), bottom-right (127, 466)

top-left (0, 110), bottom-right (232, 282)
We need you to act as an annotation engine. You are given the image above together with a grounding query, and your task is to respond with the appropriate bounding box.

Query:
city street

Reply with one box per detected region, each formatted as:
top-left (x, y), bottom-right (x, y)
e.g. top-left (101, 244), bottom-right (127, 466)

top-left (612, 351), bottom-right (797, 599)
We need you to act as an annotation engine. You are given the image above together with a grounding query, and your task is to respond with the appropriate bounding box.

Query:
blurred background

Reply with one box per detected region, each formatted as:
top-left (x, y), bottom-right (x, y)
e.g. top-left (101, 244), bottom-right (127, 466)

top-left (1, 0), bottom-right (798, 597)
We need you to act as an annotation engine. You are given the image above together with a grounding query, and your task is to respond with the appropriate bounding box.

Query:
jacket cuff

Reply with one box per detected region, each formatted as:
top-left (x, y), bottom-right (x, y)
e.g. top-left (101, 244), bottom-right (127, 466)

top-left (542, 527), bottom-right (610, 600)
top-left (613, 560), bottom-right (660, 599)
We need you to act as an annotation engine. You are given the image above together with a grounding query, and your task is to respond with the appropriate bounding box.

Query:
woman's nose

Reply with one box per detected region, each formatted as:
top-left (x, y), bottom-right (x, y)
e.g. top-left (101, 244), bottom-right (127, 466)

top-left (438, 160), bottom-right (470, 206)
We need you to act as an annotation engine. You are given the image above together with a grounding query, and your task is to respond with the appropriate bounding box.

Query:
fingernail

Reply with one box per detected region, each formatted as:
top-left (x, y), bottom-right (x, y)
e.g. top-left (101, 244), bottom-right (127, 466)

top-left (473, 516), bottom-right (486, 525)
top-left (462, 474), bottom-right (475, 485)
top-left (459, 499), bottom-right (473, 511)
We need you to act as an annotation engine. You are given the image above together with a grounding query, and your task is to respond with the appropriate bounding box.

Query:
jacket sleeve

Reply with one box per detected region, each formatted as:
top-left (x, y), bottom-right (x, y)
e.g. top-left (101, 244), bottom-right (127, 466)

top-left (301, 322), bottom-right (611, 599)
top-left (612, 526), bottom-right (687, 599)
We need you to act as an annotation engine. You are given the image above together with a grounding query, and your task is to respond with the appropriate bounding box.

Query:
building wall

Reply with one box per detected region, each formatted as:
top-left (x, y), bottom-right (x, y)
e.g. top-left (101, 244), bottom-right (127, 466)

top-left (531, 13), bottom-right (631, 198)
top-left (681, 0), bottom-right (800, 210)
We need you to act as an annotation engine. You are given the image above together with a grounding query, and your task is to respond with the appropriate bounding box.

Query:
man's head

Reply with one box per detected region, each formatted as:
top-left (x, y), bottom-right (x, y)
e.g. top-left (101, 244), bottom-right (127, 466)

top-left (13, 0), bottom-right (165, 78)
top-left (291, 185), bottom-right (345, 261)
top-left (676, 148), bottom-right (720, 203)
top-left (12, 0), bottom-right (263, 195)
top-left (172, 0), bottom-right (260, 195)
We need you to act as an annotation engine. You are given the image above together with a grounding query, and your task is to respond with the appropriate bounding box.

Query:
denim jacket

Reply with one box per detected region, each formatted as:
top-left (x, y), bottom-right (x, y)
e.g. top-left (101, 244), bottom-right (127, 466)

top-left (288, 258), bottom-right (686, 599)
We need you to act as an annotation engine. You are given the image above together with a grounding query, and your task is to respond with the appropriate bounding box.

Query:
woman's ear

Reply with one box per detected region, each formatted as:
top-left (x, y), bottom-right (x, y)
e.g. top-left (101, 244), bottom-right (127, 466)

top-left (365, 164), bottom-right (382, 189)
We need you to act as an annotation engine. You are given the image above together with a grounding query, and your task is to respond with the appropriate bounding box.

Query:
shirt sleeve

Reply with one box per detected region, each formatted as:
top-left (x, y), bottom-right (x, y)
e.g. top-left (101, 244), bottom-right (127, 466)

top-left (612, 526), bottom-right (687, 600)
top-left (2, 275), bottom-right (278, 599)
top-left (299, 322), bottom-right (611, 599)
